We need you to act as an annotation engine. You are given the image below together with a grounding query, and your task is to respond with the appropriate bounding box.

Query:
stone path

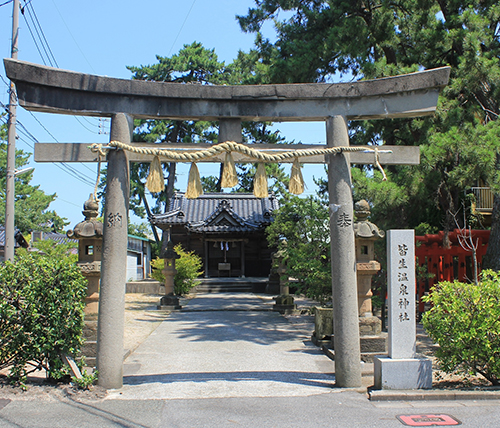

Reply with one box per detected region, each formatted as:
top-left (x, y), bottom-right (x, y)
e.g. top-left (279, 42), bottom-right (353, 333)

top-left (110, 293), bottom-right (339, 400)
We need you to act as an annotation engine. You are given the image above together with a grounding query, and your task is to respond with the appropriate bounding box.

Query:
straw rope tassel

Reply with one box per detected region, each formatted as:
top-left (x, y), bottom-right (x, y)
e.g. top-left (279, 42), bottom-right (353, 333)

top-left (186, 163), bottom-right (204, 199)
top-left (253, 163), bottom-right (268, 198)
top-left (221, 151), bottom-right (239, 188)
top-left (374, 147), bottom-right (388, 181)
top-left (289, 157), bottom-right (305, 195)
top-left (146, 156), bottom-right (165, 193)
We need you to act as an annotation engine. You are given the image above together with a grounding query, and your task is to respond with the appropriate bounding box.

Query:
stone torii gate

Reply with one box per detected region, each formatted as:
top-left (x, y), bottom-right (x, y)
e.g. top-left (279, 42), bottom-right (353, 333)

top-left (4, 58), bottom-right (450, 389)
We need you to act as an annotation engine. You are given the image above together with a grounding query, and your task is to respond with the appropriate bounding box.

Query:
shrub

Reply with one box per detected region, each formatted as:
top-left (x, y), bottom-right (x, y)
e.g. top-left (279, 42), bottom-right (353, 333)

top-left (422, 270), bottom-right (500, 385)
top-left (0, 252), bottom-right (87, 386)
top-left (150, 257), bottom-right (165, 283)
top-left (150, 243), bottom-right (203, 295)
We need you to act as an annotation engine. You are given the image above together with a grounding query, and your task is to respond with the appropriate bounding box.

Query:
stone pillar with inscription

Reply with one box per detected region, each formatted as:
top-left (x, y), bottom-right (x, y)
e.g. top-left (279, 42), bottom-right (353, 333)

top-left (327, 116), bottom-right (362, 388)
top-left (67, 194), bottom-right (104, 367)
top-left (374, 230), bottom-right (432, 390)
top-left (97, 113), bottom-right (132, 389)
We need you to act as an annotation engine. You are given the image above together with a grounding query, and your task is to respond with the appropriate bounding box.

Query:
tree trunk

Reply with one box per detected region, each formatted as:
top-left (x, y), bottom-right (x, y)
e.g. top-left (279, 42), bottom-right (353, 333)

top-left (140, 193), bottom-right (160, 244)
top-left (165, 161), bottom-right (176, 210)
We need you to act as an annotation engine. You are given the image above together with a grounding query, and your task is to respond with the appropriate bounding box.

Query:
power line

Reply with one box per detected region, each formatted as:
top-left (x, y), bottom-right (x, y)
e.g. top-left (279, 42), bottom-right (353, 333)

top-left (21, 2), bottom-right (57, 67)
top-left (23, 112), bottom-right (96, 184)
top-left (25, 2), bottom-right (58, 66)
top-left (20, 6), bottom-right (47, 65)
top-left (1, 99), bottom-right (96, 178)
top-left (14, 120), bottom-right (96, 187)
top-left (79, 116), bottom-right (100, 128)
top-left (18, 1), bottom-right (100, 133)
top-left (168, 0), bottom-right (197, 56)
top-left (0, 74), bottom-right (12, 91)
top-left (0, 0), bottom-right (13, 8)
top-left (54, 196), bottom-right (82, 208)
top-left (50, 0), bottom-right (96, 74)
top-left (74, 116), bottom-right (97, 133)
top-left (0, 114), bottom-right (94, 188)
top-left (1, 104), bottom-right (97, 187)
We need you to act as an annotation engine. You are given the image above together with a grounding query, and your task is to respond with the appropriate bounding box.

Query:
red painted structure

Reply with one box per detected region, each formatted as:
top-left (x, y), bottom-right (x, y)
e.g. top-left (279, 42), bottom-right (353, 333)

top-left (415, 229), bottom-right (490, 313)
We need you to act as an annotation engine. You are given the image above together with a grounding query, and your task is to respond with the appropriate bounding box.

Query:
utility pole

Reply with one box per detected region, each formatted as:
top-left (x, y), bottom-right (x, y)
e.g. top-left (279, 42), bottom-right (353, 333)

top-left (5, 0), bottom-right (20, 262)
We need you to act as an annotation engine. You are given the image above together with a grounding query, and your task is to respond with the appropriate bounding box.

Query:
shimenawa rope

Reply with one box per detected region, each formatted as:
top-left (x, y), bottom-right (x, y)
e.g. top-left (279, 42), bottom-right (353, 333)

top-left (89, 141), bottom-right (390, 198)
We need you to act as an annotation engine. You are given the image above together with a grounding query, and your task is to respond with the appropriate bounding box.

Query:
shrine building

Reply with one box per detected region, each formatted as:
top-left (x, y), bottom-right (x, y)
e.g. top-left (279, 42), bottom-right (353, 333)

top-left (150, 192), bottom-right (278, 278)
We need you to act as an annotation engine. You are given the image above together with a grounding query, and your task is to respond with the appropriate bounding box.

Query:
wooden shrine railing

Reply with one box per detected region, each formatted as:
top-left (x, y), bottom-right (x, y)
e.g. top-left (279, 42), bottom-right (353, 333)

top-left (415, 229), bottom-right (490, 314)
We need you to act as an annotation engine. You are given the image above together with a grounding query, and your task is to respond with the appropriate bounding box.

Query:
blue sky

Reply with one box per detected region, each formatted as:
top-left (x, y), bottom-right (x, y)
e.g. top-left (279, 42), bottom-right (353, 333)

top-left (0, 0), bottom-right (328, 229)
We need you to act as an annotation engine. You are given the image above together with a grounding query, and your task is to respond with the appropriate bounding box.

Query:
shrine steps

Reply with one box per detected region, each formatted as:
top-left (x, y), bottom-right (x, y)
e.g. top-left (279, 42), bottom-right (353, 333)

top-left (193, 277), bottom-right (268, 293)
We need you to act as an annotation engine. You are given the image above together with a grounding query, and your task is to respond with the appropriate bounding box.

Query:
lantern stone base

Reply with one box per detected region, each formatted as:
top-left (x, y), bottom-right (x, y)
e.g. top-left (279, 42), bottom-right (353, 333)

top-left (311, 307), bottom-right (334, 346)
top-left (323, 333), bottom-right (387, 363)
top-left (374, 356), bottom-right (432, 390)
top-left (273, 294), bottom-right (297, 314)
top-left (311, 308), bottom-right (388, 361)
top-left (359, 315), bottom-right (382, 335)
top-left (157, 294), bottom-right (182, 310)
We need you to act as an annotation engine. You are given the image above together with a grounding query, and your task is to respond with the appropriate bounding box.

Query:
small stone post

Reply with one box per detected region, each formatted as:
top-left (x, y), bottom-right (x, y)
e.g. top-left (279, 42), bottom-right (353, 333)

top-left (326, 116), bottom-right (362, 388)
top-left (158, 236), bottom-right (181, 310)
top-left (66, 194), bottom-right (103, 367)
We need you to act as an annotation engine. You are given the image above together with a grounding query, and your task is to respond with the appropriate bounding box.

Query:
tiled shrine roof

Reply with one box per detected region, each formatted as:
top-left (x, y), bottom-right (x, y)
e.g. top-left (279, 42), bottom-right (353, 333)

top-left (150, 193), bottom-right (278, 234)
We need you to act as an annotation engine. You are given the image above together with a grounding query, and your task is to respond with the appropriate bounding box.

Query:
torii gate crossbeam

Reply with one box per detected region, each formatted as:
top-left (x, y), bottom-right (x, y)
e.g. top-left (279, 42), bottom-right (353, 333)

top-left (4, 59), bottom-right (450, 390)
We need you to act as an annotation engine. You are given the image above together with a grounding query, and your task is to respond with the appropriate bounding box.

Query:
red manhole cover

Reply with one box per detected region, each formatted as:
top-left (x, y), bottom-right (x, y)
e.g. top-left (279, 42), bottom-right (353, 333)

top-left (397, 414), bottom-right (461, 426)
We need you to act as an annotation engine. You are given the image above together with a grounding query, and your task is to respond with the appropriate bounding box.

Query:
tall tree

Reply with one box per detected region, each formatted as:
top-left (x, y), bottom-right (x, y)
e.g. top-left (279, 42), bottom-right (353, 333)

top-left (239, 1), bottom-right (500, 265)
top-left (0, 121), bottom-right (67, 234)
top-left (123, 42), bottom-right (293, 244)
top-left (127, 42), bottom-right (224, 220)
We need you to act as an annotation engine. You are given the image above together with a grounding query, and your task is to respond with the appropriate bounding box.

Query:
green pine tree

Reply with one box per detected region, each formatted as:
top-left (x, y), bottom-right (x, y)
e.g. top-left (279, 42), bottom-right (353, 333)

top-left (238, 1), bottom-right (500, 267)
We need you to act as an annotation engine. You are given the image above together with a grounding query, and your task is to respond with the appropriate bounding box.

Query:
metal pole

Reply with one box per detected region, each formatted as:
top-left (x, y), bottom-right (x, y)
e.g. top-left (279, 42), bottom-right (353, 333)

top-left (5, 0), bottom-right (20, 262)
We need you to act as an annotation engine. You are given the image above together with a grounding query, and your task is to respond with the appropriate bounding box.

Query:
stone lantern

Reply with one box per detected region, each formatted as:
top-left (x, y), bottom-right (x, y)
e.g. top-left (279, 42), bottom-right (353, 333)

top-left (353, 200), bottom-right (385, 319)
top-left (67, 194), bottom-right (103, 318)
top-left (66, 194), bottom-right (103, 366)
top-left (272, 242), bottom-right (297, 314)
top-left (157, 235), bottom-right (181, 310)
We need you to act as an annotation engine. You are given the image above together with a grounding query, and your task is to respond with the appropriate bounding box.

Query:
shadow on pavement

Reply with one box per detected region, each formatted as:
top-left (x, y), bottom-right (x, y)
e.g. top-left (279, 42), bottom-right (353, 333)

top-left (123, 370), bottom-right (335, 389)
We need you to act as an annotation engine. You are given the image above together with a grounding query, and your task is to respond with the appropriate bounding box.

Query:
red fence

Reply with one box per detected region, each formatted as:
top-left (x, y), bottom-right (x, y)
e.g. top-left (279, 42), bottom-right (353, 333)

top-left (415, 229), bottom-right (490, 313)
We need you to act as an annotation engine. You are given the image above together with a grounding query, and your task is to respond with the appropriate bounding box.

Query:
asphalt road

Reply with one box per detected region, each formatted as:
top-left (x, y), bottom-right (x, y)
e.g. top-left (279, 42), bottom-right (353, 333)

top-left (1, 392), bottom-right (500, 427)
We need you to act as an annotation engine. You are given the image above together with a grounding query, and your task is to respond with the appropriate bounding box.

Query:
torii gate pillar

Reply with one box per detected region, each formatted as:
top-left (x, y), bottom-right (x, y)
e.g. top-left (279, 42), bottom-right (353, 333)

top-left (97, 113), bottom-right (132, 389)
top-left (327, 116), bottom-right (362, 387)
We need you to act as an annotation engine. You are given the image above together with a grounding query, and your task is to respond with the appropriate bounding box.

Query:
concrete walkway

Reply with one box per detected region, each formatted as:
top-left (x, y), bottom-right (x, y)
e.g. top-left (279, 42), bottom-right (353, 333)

top-left (109, 293), bottom-right (343, 400)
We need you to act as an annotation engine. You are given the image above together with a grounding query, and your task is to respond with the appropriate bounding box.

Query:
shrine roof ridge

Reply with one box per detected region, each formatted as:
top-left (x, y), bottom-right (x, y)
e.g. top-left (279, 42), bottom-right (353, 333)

top-left (150, 192), bottom-right (278, 231)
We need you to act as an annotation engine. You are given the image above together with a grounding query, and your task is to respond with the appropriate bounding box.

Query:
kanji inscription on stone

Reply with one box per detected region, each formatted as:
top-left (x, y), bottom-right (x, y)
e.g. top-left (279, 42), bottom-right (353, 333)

top-left (387, 230), bottom-right (416, 359)
top-left (107, 213), bottom-right (123, 228)
top-left (337, 212), bottom-right (352, 228)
